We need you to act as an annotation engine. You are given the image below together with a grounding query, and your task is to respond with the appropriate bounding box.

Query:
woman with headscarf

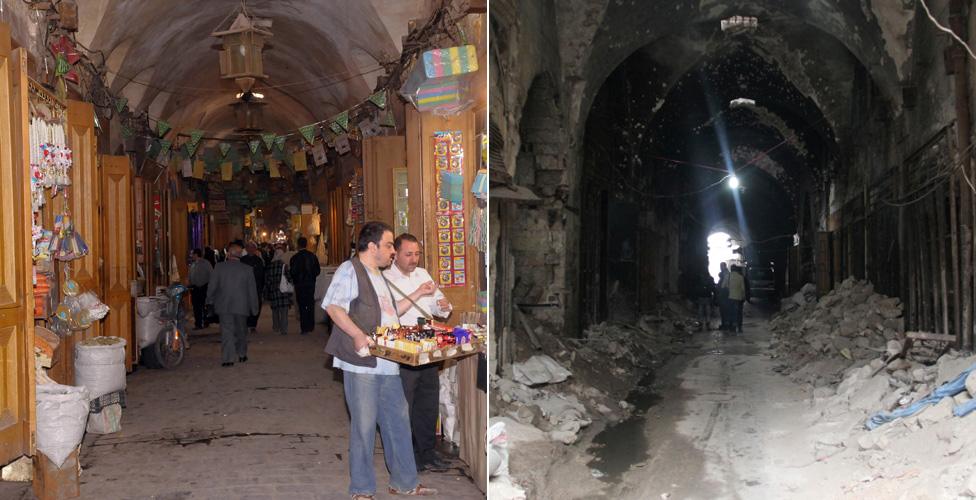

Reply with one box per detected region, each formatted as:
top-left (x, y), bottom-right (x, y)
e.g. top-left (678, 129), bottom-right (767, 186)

top-left (264, 247), bottom-right (293, 335)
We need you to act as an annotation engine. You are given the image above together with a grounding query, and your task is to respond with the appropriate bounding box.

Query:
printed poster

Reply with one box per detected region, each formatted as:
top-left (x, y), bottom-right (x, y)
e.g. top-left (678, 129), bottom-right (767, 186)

top-left (434, 131), bottom-right (465, 287)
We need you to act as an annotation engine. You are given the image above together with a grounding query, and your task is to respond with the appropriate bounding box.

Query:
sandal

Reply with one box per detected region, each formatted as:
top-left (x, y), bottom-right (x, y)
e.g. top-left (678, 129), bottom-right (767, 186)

top-left (389, 483), bottom-right (438, 496)
top-left (351, 495), bottom-right (374, 500)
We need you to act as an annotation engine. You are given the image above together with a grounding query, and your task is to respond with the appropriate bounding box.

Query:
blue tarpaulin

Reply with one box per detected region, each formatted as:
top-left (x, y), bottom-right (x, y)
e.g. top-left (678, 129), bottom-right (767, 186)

top-left (865, 363), bottom-right (976, 430)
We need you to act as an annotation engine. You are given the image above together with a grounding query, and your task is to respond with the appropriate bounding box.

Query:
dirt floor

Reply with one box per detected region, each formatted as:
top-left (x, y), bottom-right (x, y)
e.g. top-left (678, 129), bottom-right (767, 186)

top-left (1, 305), bottom-right (484, 500)
top-left (503, 302), bottom-right (976, 500)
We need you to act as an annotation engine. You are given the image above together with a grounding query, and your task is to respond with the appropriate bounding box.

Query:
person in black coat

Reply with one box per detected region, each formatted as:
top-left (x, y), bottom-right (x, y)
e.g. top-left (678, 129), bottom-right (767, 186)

top-left (289, 236), bottom-right (321, 335)
top-left (241, 241), bottom-right (266, 334)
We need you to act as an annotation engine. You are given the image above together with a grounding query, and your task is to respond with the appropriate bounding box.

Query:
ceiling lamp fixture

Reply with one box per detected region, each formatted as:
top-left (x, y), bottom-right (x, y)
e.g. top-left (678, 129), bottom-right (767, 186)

top-left (720, 16), bottom-right (758, 35)
top-left (212, 2), bottom-right (273, 95)
top-left (729, 98), bottom-right (756, 109)
top-left (728, 175), bottom-right (741, 190)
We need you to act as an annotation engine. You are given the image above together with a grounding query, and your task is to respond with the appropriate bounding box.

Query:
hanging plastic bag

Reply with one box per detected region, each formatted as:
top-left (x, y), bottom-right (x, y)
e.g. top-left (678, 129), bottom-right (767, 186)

top-left (35, 383), bottom-right (89, 468)
top-left (279, 270), bottom-right (294, 294)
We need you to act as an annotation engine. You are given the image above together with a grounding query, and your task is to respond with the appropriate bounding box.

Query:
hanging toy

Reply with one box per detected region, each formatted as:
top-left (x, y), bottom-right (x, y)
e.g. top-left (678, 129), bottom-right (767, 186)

top-left (50, 214), bottom-right (88, 261)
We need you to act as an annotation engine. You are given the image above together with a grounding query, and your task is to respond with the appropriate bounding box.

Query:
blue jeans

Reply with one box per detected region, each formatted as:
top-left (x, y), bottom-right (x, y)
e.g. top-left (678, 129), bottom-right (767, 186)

top-left (343, 372), bottom-right (418, 495)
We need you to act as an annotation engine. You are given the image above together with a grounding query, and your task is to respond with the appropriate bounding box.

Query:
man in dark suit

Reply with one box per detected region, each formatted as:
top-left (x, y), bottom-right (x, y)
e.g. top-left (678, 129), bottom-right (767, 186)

top-left (206, 240), bottom-right (259, 366)
top-left (289, 236), bottom-right (321, 335)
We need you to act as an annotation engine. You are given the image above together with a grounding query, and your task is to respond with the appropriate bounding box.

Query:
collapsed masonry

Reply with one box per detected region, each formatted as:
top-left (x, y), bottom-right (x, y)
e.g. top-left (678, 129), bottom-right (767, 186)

top-left (488, 299), bottom-right (698, 498)
top-left (769, 277), bottom-right (976, 497)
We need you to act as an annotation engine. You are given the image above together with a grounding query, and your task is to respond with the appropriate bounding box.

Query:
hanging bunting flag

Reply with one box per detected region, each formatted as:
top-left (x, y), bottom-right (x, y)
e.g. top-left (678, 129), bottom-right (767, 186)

top-left (330, 110), bottom-right (349, 134)
top-left (158, 139), bottom-right (172, 156)
top-left (249, 140), bottom-right (261, 154)
top-left (368, 90), bottom-right (388, 109)
top-left (335, 133), bottom-right (351, 155)
top-left (221, 162), bottom-right (233, 181)
top-left (299, 124), bottom-right (317, 145)
top-left (379, 108), bottom-right (397, 128)
top-left (156, 120), bottom-right (171, 138)
top-left (293, 150), bottom-right (308, 172)
top-left (185, 140), bottom-right (202, 158)
top-left (311, 142), bottom-right (328, 166)
top-left (188, 129), bottom-right (204, 147)
top-left (121, 123), bottom-right (133, 138)
top-left (114, 97), bottom-right (128, 114)
top-left (269, 159), bottom-right (281, 178)
top-left (274, 135), bottom-right (286, 151)
top-left (359, 117), bottom-right (382, 138)
top-left (193, 160), bottom-right (205, 179)
top-left (262, 133), bottom-right (276, 151)
top-left (219, 142), bottom-right (232, 158)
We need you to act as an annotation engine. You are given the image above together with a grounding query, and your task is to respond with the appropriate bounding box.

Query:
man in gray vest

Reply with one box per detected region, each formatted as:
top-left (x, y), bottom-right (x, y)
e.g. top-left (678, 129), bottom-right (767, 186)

top-left (206, 240), bottom-right (259, 367)
top-left (323, 221), bottom-right (439, 499)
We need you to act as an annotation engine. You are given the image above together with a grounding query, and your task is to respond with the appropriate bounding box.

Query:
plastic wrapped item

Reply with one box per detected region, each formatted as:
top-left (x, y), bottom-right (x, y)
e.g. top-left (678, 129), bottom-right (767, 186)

top-left (86, 403), bottom-right (122, 434)
top-left (439, 365), bottom-right (459, 444)
top-left (74, 337), bottom-right (126, 400)
top-left (76, 291), bottom-right (109, 320)
top-left (422, 45), bottom-right (479, 78)
top-left (35, 383), bottom-right (89, 468)
top-left (136, 296), bottom-right (167, 349)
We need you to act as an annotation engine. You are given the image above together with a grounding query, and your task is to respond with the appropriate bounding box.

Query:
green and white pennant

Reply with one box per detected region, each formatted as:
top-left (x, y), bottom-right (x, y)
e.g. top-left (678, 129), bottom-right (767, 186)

top-left (114, 97), bottom-right (128, 114)
top-left (219, 142), bottom-right (232, 158)
top-left (262, 133), bottom-right (276, 151)
top-left (249, 140), bottom-right (261, 154)
top-left (274, 135), bottom-right (286, 151)
top-left (368, 90), bottom-right (387, 109)
top-left (185, 129), bottom-right (205, 157)
top-left (299, 124), bottom-right (317, 145)
top-left (156, 120), bottom-right (171, 138)
top-left (158, 139), bottom-right (172, 156)
top-left (330, 110), bottom-right (349, 134)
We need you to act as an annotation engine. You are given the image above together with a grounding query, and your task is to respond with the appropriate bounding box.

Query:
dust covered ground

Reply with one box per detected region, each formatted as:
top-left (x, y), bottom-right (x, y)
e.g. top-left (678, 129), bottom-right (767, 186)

top-left (491, 287), bottom-right (976, 499)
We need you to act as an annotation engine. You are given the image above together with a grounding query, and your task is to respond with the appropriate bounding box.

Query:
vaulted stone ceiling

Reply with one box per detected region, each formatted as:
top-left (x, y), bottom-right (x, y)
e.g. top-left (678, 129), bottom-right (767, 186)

top-left (76, 0), bottom-right (435, 136)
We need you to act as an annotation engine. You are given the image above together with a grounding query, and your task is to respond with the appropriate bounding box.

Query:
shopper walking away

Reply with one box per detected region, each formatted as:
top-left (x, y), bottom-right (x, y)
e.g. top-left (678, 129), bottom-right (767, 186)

top-left (384, 233), bottom-right (453, 471)
top-left (696, 270), bottom-right (715, 332)
top-left (241, 241), bottom-right (266, 334)
top-left (188, 248), bottom-right (212, 330)
top-left (206, 240), bottom-right (259, 366)
top-left (717, 262), bottom-right (731, 330)
top-left (728, 264), bottom-right (747, 334)
top-left (264, 248), bottom-right (293, 335)
top-left (290, 236), bottom-right (321, 335)
top-left (323, 221), bottom-right (438, 498)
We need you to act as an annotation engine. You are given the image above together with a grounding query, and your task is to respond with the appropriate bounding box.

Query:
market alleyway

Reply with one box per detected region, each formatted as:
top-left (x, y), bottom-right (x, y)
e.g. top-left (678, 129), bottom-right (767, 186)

top-left (4, 306), bottom-right (482, 500)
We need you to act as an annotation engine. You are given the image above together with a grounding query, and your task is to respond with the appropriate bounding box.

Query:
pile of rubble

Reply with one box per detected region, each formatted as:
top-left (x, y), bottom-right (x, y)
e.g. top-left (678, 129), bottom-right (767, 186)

top-left (488, 299), bottom-right (698, 498)
top-left (566, 302), bottom-right (694, 399)
top-left (769, 277), bottom-right (913, 387)
top-left (769, 277), bottom-right (976, 496)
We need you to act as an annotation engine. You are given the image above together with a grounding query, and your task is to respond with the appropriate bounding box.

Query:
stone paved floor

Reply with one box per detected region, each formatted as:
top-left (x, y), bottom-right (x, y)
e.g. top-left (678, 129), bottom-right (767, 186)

top-left (2, 305), bottom-right (484, 499)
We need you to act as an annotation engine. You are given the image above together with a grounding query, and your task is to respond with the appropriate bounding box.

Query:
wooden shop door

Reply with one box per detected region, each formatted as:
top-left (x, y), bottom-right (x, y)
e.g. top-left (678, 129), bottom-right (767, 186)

top-left (101, 155), bottom-right (135, 370)
top-left (363, 135), bottom-right (406, 224)
top-left (0, 30), bottom-right (37, 466)
top-left (67, 99), bottom-right (102, 337)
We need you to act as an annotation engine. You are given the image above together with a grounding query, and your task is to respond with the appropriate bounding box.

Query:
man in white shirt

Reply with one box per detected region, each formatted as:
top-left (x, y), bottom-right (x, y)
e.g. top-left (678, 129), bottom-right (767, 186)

top-left (384, 233), bottom-right (452, 471)
top-left (322, 222), bottom-right (438, 498)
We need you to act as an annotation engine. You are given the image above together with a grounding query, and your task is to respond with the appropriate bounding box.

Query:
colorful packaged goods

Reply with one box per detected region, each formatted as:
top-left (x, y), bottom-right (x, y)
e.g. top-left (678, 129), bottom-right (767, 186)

top-left (368, 321), bottom-right (484, 366)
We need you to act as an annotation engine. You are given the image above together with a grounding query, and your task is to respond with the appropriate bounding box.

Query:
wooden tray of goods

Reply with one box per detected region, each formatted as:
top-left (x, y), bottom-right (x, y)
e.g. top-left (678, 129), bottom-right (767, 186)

top-left (368, 323), bottom-right (485, 367)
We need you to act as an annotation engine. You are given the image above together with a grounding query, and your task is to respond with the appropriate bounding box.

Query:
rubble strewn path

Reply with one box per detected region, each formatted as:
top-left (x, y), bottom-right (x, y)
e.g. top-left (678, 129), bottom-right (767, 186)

top-left (611, 305), bottom-right (826, 499)
top-left (606, 296), bottom-right (976, 500)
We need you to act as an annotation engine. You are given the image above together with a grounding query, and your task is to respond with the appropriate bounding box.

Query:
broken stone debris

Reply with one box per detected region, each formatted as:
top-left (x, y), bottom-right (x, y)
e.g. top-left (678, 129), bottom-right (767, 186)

top-left (511, 354), bottom-right (572, 386)
top-left (770, 276), bottom-right (976, 482)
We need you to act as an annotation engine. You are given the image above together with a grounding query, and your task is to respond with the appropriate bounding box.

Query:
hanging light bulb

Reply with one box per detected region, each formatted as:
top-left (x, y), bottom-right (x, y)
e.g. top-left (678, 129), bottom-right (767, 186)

top-left (728, 175), bottom-right (741, 189)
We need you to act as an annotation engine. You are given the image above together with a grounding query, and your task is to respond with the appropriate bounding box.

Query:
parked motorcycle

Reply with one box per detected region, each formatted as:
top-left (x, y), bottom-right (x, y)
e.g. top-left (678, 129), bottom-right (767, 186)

top-left (141, 283), bottom-right (188, 369)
